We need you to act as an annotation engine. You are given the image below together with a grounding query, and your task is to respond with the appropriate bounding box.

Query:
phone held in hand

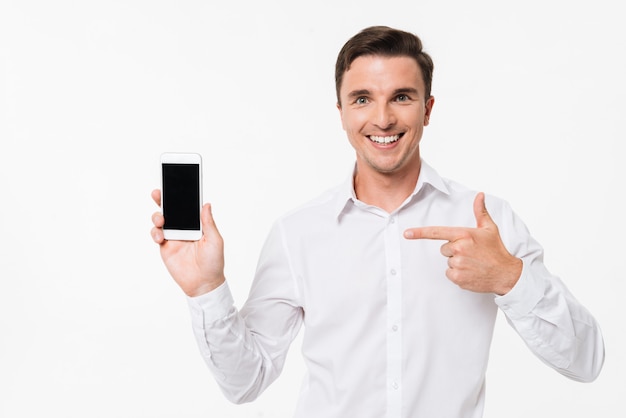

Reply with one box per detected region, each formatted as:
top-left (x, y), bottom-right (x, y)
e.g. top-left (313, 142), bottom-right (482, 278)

top-left (160, 152), bottom-right (203, 241)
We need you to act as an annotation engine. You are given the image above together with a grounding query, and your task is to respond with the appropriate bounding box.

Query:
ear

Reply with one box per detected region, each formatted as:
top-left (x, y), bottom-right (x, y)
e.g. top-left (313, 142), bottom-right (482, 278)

top-left (423, 96), bottom-right (435, 126)
top-left (337, 102), bottom-right (346, 130)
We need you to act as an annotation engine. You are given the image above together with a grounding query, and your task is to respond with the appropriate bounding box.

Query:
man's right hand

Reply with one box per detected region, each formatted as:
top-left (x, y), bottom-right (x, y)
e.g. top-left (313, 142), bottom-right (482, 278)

top-left (150, 189), bottom-right (226, 297)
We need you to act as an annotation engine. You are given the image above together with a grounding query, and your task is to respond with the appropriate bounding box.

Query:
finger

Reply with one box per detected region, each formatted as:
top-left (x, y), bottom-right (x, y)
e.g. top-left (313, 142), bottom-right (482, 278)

top-left (151, 189), bottom-right (162, 206)
top-left (473, 192), bottom-right (495, 229)
top-left (447, 256), bottom-right (455, 269)
top-left (152, 211), bottom-right (164, 228)
top-left (404, 226), bottom-right (467, 241)
top-left (151, 226), bottom-right (164, 244)
top-left (440, 241), bottom-right (455, 257)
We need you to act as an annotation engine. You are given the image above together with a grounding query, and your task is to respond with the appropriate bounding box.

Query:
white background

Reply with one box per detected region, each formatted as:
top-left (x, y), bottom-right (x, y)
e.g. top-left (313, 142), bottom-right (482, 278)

top-left (1, 0), bottom-right (624, 417)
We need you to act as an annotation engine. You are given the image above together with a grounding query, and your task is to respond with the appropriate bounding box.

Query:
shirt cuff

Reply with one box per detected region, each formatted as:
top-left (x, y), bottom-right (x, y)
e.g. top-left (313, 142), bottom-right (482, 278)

top-left (186, 281), bottom-right (235, 324)
top-left (494, 259), bottom-right (545, 318)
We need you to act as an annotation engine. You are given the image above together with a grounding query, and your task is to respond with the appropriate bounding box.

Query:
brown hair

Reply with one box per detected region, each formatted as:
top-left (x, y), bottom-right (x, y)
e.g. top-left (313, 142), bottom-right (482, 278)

top-left (335, 26), bottom-right (434, 105)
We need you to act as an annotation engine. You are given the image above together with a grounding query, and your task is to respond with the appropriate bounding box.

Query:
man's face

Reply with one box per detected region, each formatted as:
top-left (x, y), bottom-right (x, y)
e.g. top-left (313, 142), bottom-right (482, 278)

top-left (337, 55), bottom-right (434, 177)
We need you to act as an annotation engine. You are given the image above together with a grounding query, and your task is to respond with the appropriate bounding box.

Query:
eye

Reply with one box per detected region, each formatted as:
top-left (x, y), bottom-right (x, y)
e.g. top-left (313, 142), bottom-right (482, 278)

top-left (355, 97), bottom-right (368, 105)
top-left (396, 94), bottom-right (409, 102)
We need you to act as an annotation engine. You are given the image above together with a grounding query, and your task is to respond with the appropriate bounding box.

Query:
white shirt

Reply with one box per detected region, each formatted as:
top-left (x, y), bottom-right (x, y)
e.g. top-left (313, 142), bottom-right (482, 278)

top-left (186, 160), bottom-right (604, 418)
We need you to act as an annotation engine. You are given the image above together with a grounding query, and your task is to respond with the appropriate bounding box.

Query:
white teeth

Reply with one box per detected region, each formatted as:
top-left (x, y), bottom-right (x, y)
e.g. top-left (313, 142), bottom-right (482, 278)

top-left (369, 135), bottom-right (400, 144)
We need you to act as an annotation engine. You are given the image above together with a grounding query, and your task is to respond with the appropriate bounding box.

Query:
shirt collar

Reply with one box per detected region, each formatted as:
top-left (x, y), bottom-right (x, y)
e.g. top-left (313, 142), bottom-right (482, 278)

top-left (331, 159), bottom-right (450, 220)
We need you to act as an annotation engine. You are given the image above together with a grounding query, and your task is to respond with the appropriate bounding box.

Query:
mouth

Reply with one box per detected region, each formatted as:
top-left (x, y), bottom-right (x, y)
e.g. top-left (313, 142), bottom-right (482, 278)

top-left (368, 134), bottom-right (402, 145)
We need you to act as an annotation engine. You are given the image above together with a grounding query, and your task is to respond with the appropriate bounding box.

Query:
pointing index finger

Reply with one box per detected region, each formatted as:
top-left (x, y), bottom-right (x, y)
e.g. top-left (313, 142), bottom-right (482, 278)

top-left (404, 226), bottom-right (467, 241)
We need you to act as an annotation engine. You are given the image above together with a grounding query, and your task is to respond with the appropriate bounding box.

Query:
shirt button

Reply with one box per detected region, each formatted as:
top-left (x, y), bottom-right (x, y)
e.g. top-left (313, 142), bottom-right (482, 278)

top-left (392, 381), bottom-right (399, 390)
top-left (390, 217), bottom-right (396, 224)
top-left (391, 325), bottom-right (399, 332)
top-left (390, 269), bottom-right (397, 276)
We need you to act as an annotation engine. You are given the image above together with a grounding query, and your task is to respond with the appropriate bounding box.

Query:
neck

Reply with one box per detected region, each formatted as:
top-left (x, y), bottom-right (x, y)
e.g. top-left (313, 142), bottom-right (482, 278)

top-left (353, 161), bottom-right (421, 213)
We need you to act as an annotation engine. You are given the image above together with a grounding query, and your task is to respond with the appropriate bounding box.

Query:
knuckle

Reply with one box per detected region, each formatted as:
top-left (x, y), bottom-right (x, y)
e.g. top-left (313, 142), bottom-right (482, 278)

top-left (446, 268), bottom-right (460, 283)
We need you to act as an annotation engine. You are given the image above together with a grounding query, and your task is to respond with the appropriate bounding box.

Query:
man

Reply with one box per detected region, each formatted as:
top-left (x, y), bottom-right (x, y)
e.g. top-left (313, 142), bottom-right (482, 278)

top-left (151, 26), bottom-right (604, 418)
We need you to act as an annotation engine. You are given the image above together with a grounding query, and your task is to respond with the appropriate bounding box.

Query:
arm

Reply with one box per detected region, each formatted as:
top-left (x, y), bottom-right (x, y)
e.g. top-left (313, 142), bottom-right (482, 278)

top-left (404, 192), bottom-right (605, 381)
top-left (493, 203), bottom-right (605, 382)
top-left (188, 282), bottom-right (302, 402)
top-left (151, 191), bottom-right (302, 402)
top-left (187, 222), bottom-right (303, 403)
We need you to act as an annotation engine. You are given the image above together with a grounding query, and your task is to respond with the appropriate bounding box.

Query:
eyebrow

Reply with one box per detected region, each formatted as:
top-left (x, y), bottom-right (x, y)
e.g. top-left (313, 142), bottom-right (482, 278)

top-left (346, 87), bottom-right (420, 99)
top-left (347, 89), bottom-right (371, 99)
top-left (392, 87), bottom-right (419, 96)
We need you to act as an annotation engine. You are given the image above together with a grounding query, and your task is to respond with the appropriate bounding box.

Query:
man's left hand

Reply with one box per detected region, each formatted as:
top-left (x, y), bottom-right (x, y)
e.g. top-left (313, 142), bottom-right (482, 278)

top-left (403, 192), bottom-right (523, 295)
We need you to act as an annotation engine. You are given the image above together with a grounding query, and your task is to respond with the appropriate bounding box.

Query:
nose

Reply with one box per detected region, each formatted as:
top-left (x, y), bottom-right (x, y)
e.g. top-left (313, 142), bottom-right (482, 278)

top-left (373, 102), bottom-right (396, 129)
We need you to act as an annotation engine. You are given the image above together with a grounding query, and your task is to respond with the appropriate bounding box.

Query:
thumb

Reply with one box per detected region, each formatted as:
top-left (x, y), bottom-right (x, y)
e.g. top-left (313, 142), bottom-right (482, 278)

top-left (473, 192), bottom-right (495, 229)
top-left (201, 203), bottom-right (221, 238)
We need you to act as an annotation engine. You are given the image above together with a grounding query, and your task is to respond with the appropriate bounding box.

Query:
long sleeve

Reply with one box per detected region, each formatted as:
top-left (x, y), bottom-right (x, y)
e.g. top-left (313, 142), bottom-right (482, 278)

top-left (493, 199), bottom-right (605, 382)
top-left (186, 222), bottom-right (304, 403)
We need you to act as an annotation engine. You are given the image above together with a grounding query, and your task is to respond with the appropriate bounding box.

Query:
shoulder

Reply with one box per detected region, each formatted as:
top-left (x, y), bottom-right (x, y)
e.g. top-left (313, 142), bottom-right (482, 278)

top-left (272, 182), bottom-right (346, 229)
top-left (440, 176), bottom-right (510, 212)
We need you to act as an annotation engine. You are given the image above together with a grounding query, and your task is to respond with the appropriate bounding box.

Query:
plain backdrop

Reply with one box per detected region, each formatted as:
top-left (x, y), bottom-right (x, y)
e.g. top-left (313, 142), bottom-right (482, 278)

top-left (1, 0), bottom-right (624, 417)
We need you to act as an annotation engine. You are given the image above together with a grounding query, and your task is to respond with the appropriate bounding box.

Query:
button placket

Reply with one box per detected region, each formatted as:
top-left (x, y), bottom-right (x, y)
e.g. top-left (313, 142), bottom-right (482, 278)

top-left (384, 214), bottom-right (402, 417)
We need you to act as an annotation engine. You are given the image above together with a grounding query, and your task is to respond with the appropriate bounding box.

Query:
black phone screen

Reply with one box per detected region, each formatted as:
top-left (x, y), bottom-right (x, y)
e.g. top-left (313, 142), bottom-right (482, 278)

top-left (162, 163), bottom-right (201, 230)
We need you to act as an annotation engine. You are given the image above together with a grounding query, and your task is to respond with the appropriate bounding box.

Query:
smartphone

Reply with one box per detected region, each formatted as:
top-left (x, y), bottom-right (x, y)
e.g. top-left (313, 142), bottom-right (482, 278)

top-left (160, 152), bottom-right (203, 241)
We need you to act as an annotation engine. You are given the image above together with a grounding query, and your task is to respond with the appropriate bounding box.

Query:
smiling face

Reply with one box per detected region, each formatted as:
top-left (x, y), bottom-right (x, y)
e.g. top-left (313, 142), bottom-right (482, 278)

top-left (338, 55), bottom-right (434, 179)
